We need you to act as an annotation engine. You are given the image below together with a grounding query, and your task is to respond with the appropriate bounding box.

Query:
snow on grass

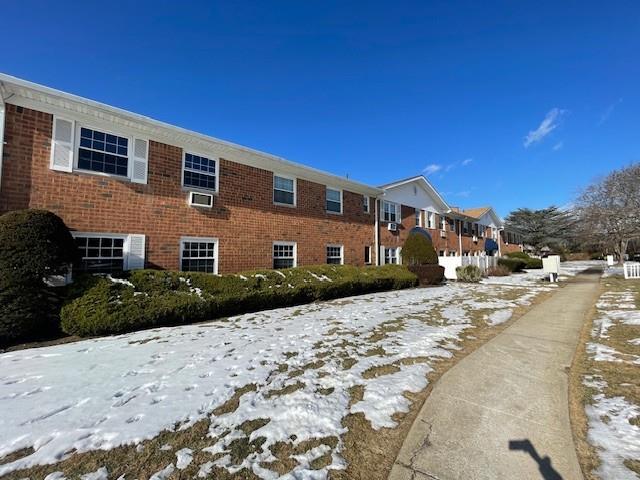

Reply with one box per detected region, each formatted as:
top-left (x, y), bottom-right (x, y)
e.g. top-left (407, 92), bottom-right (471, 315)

top-left (0, 282), bottom-right (549, 478)
top-left (584, 284), bottom-right (640, 479)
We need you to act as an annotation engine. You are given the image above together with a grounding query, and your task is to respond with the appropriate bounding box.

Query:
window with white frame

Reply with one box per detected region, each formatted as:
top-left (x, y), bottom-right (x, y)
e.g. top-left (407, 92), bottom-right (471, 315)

top-left (78, 127), bottom-right (129, 176)
top-left (74, 234), bottom-right (126, 272)
top-left (364, 245), bottom-right (372, 264)
top-left (427, 211), bottom-right (436, 229)
top-left (415, 209), bottom-right (421, 227)
top-left (382, 201), bottom-right (398, 223)
top-left (180, 237), bottom-right (218, 273)
top-left (385, 247), bottom-right (399, 264)
top-left (273, 175), bottom-right (296, 205)
top-left (440, 215), bottom-right (446, 230)
top-left (183, 153), bottom-right (217, 191)
top-left (326, 245), bottom-right (343, 264)
top-left (326, 188), bottom-right (342, 213)
top-left (363, 195), bottom-right (370, 213)
top-left (273, 242), bottom-right (296, 269)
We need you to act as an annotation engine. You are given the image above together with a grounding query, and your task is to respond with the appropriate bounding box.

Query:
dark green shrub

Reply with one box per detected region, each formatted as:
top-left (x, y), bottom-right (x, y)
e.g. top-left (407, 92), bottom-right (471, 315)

top-left (505, 252), bottom-right (542, 269)
top-left (0, 209), bottom-right (77, 345)
top-left (456, 265), bottom-right (483, 283)
top-left (498, 257), bottom-right (527, 272)
top-left (401, 232), bottom-right (438, 266)
top-left (61, 264), bottom-right (419, 337)
top-left (0, 209), bottom-right (77, 284)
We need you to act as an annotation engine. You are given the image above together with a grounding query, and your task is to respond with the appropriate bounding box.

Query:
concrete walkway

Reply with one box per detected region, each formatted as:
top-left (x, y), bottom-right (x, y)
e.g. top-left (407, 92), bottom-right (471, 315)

top-left (389, 270), bottom-right (601, 480)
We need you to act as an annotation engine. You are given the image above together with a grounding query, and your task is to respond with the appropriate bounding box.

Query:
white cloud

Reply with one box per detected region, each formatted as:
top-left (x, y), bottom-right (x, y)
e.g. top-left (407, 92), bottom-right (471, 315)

top-left (461, 158), bottom-right (473, 166)
top-left (598, 98), bottom-right (623, 126)
top-left (552, 141), bottom-right (563, 151)
top-left (524, 108), bottom-right (566, 148)
top-left (422, 164), bottom-right (442, 175)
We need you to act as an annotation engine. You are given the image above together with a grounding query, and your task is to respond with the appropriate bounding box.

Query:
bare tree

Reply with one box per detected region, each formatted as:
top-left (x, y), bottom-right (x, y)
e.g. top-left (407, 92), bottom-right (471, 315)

top-left (575, 163), bottom-right (640, 263)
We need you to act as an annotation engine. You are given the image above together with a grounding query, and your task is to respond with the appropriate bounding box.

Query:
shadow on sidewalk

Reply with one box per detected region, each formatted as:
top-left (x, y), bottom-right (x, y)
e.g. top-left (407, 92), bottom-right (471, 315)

top-left (509, 439), bottom-right (563, 480)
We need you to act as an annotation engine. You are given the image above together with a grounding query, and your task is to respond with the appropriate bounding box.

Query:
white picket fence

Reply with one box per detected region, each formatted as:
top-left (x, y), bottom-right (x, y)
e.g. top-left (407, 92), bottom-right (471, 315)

top-left (623, 262), bottom-right (640, 279)
top-left (438, 256), bottom-right (497, 280)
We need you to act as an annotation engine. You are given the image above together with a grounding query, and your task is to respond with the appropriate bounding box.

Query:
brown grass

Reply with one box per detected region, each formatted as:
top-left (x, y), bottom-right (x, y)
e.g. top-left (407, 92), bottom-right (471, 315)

top-left (569, 276), bottom-right (640, 479)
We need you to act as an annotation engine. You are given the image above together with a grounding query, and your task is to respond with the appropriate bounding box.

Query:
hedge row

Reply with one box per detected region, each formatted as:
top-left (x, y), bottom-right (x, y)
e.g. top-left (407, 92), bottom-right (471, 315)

top-left (61, 265), bottom-right (418, 337)
top-left (497, 257), bottom-right (527, 272)
top-left (504, 252), bottom-right (543, 269)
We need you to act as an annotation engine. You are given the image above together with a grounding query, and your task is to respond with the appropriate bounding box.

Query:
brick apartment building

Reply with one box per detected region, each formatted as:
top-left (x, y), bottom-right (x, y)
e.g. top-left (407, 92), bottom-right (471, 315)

top-left (0, 74), bottom-right (522, 275)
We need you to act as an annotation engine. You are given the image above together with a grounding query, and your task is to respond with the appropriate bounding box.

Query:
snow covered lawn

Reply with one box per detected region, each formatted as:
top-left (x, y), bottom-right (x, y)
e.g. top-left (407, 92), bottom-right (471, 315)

top-left (582, 277), bottom-right (640, 479)
top-left (0, 280), bottom-right (555, 479)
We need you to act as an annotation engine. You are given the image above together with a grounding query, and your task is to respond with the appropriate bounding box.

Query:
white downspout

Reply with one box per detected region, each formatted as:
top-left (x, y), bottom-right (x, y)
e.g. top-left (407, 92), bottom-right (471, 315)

top-left (498, 228), bottom-right (503, 257)
top-left (374, 196), bottom-right (380, 265)
top-left (458, 219), bottom-right (462, 256)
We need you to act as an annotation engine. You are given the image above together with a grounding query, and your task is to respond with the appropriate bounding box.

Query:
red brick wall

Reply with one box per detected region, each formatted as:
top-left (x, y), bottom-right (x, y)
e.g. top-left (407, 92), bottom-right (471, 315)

top-left (0, 104), bottom-right (376, 273)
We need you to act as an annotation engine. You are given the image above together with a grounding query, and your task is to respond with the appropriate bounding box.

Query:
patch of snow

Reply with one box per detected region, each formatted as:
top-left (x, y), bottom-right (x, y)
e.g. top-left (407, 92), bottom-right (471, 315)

top-left (197, 461), bottom-right (214, 477)
top-left (274, 270), bottom-right (286, 278)
top-left (238, 275), bottom-right (248, 281)
top-left (308, 271), bottom-right (333, 282)
top-left (80, 467), bottom-right (109, 480)
top-left (0, 283), bottom-right (548, 478)
top-left (44, 473), bottom-right (67, 480)
top-left (485, 309), bottom-right (512, 325)
top-left (106, 275), bottom-right (135, 288)
top-left (149, 463), bottom-right (175, 480)
top-left (586, 394), bottom-right (640, 480)
top-left (175, 448), bottom-right (193, 469)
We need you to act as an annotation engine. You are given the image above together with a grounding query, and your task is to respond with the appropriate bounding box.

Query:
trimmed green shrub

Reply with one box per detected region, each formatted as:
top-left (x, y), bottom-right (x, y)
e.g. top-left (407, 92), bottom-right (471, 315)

top-left (456, 265), bottom-right (483, 283)
top-left (0, 209), bottom-right (77, 284)
top-left (61, 265), bottom-right (418, 337)
top-left (401, 232), bottom-right (438, 266)
top-left (0, 209), bottom-right (77, 345)
top-left (505, 252), bottom-right (542, 269)
top-left (498, 257), bottom-right (527, 273)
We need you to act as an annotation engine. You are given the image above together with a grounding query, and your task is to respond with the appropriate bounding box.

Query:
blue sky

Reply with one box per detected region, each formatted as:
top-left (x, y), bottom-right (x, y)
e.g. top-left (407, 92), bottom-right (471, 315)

top-left (1, 1), bottom-right (638, 216)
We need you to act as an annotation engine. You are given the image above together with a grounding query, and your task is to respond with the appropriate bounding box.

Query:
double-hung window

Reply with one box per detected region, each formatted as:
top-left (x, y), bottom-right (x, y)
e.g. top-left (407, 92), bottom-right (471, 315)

top-left (382, 201), bottom-right (398, 223)
top-left (326, 188), bottom-right (342, 214)
top-left (427, 211), bottom-right (436, 229)
top-left (440, 215), bottom-right (446, 230)
top-left (385, 247), bottom-right (399, 265)
top-left (180, 237), bottom-right (218, 273)
top-left (74, 234), bottom-right (126, 272)
top-left (415, 209), bottom-right (421, 227)
top-left (78, 127), bottom-right (129, 177)
top-left (326, 245), bottom-right (343, 264)
top-left (364, 245), bottom-right (372, 264)
top-left (273, 242), bottom-right (296, 269)
top-left (363, 196), bottom-right (370, 213)
top-left (274, 175), bottom-right (295, 206)
top-left (183, 153), bottom-right (217, 191)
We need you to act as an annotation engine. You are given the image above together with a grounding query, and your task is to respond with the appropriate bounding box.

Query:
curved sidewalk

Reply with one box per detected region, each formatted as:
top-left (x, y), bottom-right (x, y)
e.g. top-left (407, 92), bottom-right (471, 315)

top-left (389, 271), bottom-right (601, 480)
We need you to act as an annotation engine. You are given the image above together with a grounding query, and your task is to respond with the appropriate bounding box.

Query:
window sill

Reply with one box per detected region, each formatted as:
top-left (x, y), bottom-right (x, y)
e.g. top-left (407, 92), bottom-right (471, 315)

top-left (182, 186), bottom-right (218, 196)
top-left (73, 168), bottom-right (131, 183)
top-left (326, 210), bottom-right (343, 216)
top-left (274, 202), bottom-right (297, 208)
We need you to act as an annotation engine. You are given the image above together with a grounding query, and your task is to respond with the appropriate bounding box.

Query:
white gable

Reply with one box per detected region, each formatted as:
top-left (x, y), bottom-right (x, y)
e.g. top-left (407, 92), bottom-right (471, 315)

top-left (381, 179), bottom-right (447, 213)
top-left (476, 210), bottom-right (503, 228)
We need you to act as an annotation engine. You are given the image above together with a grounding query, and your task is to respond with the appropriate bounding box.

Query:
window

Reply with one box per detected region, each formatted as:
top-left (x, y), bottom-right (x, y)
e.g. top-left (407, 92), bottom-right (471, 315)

top-left (183, 153), bottom-right (217, 191)
top-left (385, 247), bottom-right (398, 265)
top-left (180, 237), bottom-right (218, 273)
top-left (448, 217), bottom-right (455, 231)
top-left (427, 212), bottom-right (436, 229)
top-left (463, 222), bottom-right (470, 234)
top-left (440, 215), bottom-right (446, 230)
top-left (364, 245), bottom-right (372, 264)
top-left (273, 242), bottom-right (296, 269)
top-left (78, 127), bottom-right (129, 176)
top-left (382, 201), bottom-right (398, 223)
top-left (274, 175), bottom-right (295, 206)
top-left (363, 196), bottom-right (370, 213)
top-left (415, 209), bottom-right (421, 227)
top-left (326, 245), bottom-right (343, 264)
top-left (326, 188), bottom-right (342, 213)
top-left (74, 234), bottom-right (125, 272)
top-left (439, 250), bottom-right (445, 257)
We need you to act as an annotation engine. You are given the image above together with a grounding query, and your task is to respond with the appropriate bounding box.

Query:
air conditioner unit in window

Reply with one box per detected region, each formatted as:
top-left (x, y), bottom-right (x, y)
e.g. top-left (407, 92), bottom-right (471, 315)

top-left (388, 222), bottom-right (398, 231)
top-left (188, 191), bottom-right (214, 208)
top-left (439, 230), bottom-right (446, 238)
top-left (472, 235), bottom-right (479, 242)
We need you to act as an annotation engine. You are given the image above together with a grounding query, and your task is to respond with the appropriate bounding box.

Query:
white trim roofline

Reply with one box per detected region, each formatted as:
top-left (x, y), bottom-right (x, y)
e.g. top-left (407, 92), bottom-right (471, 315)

top-left (0, 73), bottom-right (382, 197)
top-left (379, 175), bottom-right (451, 212)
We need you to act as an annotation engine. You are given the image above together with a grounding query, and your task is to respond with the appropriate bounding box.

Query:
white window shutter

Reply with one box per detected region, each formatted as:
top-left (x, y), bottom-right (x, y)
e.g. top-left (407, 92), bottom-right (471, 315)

top-left (380, 246), bottom-right (386, 265)
top-left (50, 117), bottom-right (74, 172)
top-left (125, 234), bottom-right (146, 270)
top-left (131, 138), bottom-right (148, 184)
top-left (397, 247), bottom-right (402, 265)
